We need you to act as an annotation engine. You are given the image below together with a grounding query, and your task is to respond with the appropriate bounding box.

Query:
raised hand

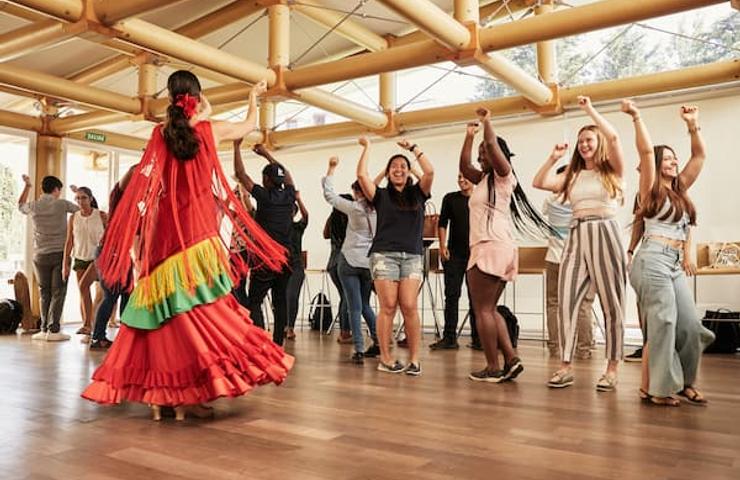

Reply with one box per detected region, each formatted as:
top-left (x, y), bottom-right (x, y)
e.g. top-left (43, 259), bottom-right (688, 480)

top-left (328, 156), bottom-right (339, 168)
top-left (233, 137), bottom-right (243, 148)
top-left (396, 138), bottom-right (413, 151)
top-left (621, 99), bottom-right (639, 118)
top-left (358, 136), bottom-right (369, 147)
top-left (577, 95), bottom-right (592, 110)
top-left (22, 174), bottom-right (31, 186)
top-left (251, 80), bottom-right (268, 98)
top-left (466, 121), bottom-right (480, 136)
top-left (680, 105), bottom-right (698, 125)
top-left (69, 185), bottom-right (78, 193)
top-left (549, 143), bottom-right (569, 161)
top-left (476, 107), bottom-right (491, 122)
top-left (252, 143), bottom-right (268, 156)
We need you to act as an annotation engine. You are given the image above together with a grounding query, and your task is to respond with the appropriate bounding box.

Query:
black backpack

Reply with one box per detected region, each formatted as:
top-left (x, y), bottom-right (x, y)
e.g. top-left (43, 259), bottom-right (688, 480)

top-left (0, 299), bottom-right (22, 335)
top-left (308, 293), bottom-right (333, 333)
top-left (497, 305), bottom-right (520, 348)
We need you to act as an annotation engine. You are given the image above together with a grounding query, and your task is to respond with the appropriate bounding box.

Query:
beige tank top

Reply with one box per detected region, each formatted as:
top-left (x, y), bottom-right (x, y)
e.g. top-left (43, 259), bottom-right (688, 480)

top-left (569, 169), bottom-right (620, 218)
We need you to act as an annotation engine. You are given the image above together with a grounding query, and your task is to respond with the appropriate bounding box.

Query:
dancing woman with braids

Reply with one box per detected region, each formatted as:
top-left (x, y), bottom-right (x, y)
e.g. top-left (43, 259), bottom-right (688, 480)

top-left (82, 71), bottom-right (294, 421)
top-left (461, 108), bottom-right (555, 383)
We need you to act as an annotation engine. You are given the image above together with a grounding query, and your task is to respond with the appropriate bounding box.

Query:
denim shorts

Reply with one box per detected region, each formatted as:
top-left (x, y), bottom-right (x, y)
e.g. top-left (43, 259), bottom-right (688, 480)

top-left (370, 251), bottom-right (423, 281)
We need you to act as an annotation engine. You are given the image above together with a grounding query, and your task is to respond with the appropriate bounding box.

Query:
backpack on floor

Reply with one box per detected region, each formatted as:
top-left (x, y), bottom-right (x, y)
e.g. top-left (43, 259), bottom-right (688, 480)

top-left (0, 299), bottom-right (23, 335)
top-left (308, 293), bottom-right (333, 333)
top-left (497, 305), bottom-right (519, 348)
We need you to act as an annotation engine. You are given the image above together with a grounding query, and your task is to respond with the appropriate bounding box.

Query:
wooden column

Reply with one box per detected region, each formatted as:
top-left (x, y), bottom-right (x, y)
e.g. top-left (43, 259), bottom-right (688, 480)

top-left (535, 1), bottom-right (557, 84)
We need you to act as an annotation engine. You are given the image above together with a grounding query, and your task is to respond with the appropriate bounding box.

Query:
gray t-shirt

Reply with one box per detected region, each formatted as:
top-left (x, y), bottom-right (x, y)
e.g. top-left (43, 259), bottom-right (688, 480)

top-left (19, 194), bottom-right (79, 255)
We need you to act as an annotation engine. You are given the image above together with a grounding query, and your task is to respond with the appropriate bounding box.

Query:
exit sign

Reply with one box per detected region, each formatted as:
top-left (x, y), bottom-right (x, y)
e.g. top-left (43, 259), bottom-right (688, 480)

top-left (84, 132), bottom-right (106, 143)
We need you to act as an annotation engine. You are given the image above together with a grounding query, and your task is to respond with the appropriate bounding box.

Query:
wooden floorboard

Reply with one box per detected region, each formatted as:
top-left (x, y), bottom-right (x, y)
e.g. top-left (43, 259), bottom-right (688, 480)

top-left (1, 328), bottom-right (739, 480)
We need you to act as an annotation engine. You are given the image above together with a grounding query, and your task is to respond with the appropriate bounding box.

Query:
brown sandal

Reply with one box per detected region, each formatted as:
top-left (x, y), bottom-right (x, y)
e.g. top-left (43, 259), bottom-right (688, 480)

top-left (650, 396), bottom-right (680, 407)
top-left (678, 386), bottom-right (708, 405)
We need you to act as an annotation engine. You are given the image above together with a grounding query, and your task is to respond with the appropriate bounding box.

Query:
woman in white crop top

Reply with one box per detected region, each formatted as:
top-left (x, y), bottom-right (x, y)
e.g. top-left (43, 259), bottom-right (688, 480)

top-left (623, 100), bottom-right (714, 406)
top-left (63, 186), bottom-right (107, 336)
top-left (532, 96), bottom-right (627, 392)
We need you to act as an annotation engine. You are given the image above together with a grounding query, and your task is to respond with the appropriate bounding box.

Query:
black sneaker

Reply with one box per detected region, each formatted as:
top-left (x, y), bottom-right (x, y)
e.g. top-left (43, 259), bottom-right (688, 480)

top-left (467, 341), bottom-right (483, 351)
top-left (89, 338), bottom-right (113, 350)
top-left (351, 352), bottom-right (364, 365)
top-left (468, 367), bottom-right (506, 383)
top-left (364, 344), bottom-right (380, 358)
top-left (405, 362), bottom-right (422, 376)
top-left (503, 357), bottom-right (524, 381)
top-left (429, 337), bottom-right (459, 350)
top-left (377, 360), bottom-right (405, 374)
top-left (625, 348), bottom-right (643, 362)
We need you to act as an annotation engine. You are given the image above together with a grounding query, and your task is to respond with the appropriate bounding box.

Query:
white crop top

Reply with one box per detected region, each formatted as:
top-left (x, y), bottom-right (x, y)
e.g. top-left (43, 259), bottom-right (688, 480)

top-left (569, 169), bottom-right (620, 218)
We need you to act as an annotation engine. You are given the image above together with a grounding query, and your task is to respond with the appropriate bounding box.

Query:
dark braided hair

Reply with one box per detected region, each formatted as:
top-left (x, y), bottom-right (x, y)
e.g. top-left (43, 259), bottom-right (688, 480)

top-left (482, 137), bottom-right (559, 240)
top-left (163, 70), bottom-right (201, 161)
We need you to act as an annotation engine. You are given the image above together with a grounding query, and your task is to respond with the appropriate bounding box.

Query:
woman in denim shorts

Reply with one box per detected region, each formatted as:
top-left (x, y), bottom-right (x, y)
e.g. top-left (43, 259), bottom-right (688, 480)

top-left (355, 135), bottom-right (434, 376)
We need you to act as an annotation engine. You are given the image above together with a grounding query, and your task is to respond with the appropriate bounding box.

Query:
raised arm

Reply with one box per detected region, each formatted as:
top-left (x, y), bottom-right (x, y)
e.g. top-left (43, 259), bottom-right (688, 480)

top-left (621, 99), bottom-right (654, 206)
top-left (397, 138), bottom-right (433, 196)
top-left (578, 96), bottom-right (624, 177)
top-left (17, 174), bottom-right (32, 210)
top-left (459, 122), bottom-right (483, 184)
top-left (532, 144), bottom-right (568, 192)
top-left (232, 138), bottom-right (255, 193)
top-left (253, 143), bottom-right (294, 187)
top-left (373, 167), bottom-right (386, 186)
top-left (356, 136), bottom-right (376, 201)
top-left (323, 157), bottom-right (356, 215)
top-left (678, 106), bottom-right (705, 189)
top-left (477, 108), bottom-right (510, 177)
top-left (189, 93), bottom-right (212, 127)
top-left (211, 80), bottom-right (266, 144)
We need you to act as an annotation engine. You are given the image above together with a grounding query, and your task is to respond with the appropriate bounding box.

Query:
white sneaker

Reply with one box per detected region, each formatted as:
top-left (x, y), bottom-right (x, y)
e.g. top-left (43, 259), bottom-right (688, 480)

top-left (31, 331), bottom-right (48, 341)
top-left (46, 332), bottom-right (71, 342)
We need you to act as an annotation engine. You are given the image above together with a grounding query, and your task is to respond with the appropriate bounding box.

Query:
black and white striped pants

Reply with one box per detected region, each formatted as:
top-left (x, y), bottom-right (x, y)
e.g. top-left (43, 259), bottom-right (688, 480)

top-left (558, 217), bottom-right (626, 362)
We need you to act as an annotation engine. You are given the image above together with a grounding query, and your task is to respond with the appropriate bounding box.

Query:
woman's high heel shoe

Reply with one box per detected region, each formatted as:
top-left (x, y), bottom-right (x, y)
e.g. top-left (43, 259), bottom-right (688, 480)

top-left (150, 405), bottom-right (162, 421)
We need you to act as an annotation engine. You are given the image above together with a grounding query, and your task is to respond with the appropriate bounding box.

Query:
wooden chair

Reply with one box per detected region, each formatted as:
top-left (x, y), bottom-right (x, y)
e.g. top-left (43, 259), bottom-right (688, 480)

top-left (513, 246), bottom-right (548, 344)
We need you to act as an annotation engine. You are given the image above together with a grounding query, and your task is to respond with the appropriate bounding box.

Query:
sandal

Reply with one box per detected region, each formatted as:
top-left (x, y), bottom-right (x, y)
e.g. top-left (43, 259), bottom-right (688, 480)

top-left (638, 388), bottom-right (652, 401)
top-left (596, 372), bottom-right (618, 392)
top-left (650, 396), bottom-right (680, 407)
top-left (678, 386), bottom-right (708, 405)
top-left (547, 369), bottom-right (574, 388)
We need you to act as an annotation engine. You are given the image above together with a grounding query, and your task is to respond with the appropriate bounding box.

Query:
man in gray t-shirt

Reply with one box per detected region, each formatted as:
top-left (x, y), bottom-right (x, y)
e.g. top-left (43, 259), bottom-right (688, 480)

top-left (18, 175), bottom-right (79, 341)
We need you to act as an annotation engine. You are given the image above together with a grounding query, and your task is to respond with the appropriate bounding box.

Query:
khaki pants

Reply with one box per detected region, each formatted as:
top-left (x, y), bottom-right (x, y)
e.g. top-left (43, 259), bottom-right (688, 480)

top-left (546, 261), bottom-right (594, 357)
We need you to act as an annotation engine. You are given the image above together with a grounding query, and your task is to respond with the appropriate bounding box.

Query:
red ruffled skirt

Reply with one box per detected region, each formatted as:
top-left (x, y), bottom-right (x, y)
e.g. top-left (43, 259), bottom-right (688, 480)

top-left (82, 295), bottom-right (294, 406)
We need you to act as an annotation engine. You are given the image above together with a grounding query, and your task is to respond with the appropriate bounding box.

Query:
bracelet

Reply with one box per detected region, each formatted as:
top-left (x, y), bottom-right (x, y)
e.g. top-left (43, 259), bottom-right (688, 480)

top-left (687, 125), bottom-right (701, 134)
top-left (627, 249), bottom-right (634, 255)
top-left (408, 144), bottom-right (418, 153)
top-left (414, 151), bottom-right (424, 158)
top-left (632, 116), bottom-right (641, 123)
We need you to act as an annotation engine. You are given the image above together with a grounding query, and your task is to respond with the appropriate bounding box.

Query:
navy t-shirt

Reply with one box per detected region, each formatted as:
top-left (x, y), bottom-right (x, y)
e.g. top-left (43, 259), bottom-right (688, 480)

top-left (369, 183), bottom-right (430, 256)
top-left (251, 184), bottom-right (296, 248)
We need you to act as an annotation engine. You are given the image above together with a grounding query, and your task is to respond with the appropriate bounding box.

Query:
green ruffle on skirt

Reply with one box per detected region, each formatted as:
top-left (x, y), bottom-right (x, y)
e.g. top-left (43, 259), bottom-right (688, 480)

top-left (122, 271), bottom-right (233, 330)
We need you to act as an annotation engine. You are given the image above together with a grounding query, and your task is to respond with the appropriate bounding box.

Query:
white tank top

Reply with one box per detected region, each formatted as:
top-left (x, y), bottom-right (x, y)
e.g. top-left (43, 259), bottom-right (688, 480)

top-left (72, 209), bottom-right (105, 261)
top-left (569, 169), bottom-right (620, 218)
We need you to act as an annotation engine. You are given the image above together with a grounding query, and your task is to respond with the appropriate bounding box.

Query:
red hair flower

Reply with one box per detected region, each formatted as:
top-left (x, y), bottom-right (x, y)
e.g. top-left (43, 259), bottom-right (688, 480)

top-left (174, 93), bottom-right (199, 119)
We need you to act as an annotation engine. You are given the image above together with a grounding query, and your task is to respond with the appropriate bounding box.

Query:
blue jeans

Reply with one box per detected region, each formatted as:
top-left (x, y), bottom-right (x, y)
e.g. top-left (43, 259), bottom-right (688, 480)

top-left (92, 279), bottom-right (130, 342)
top-left (629, 240), bottom-right (715, 397)
top-left (328, 262), bottom-right (350, 332)
top-left (337, 253), bottom-right (378, 353)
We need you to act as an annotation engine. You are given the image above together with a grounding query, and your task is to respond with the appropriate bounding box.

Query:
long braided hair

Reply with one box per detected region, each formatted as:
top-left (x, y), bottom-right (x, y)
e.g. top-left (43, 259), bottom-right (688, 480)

top-left (480, 137), bottom-right (558, 239)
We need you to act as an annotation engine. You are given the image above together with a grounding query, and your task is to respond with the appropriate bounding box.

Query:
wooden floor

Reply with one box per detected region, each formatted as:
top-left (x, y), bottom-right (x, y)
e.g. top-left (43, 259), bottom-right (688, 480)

top-left (2, 327), bottom-right (739, 480)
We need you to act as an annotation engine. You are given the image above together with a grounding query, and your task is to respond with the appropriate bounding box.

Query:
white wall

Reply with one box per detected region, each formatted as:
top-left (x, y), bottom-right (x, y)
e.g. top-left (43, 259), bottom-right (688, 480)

top-left (223, 86), bottom-right (740, 339)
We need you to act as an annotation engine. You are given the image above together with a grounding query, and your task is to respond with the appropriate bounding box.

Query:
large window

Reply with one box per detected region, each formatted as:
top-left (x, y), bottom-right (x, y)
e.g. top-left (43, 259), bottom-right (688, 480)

top-left (0, 131), bottom-right (32, 300)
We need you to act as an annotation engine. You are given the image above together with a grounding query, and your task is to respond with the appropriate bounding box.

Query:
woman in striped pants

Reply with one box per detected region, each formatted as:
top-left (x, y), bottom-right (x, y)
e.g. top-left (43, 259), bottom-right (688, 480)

top-left (533, 96), bottom-right (627, 391)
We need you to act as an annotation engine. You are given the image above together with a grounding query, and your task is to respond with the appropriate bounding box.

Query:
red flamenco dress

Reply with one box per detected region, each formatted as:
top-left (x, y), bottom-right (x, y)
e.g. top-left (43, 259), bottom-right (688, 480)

top-left (82, 121), bottom-right (294, 406)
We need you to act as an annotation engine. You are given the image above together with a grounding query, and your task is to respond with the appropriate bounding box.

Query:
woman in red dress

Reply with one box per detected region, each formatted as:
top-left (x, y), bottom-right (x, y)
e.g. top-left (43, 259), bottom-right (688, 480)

top-left (82, 70), bottom-right (294, 421)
